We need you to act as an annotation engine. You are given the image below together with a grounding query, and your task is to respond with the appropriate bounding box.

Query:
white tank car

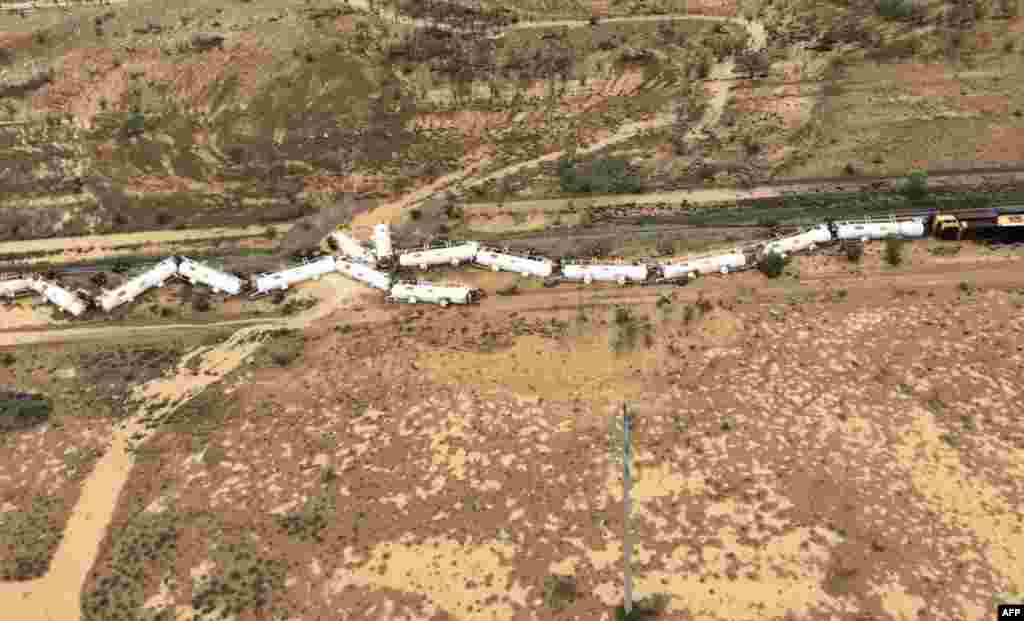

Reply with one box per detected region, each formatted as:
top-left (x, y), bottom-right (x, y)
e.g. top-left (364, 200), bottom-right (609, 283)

top-left (253, 255), bottom-right (337, 295)
top-left (0, 278), bottom-right (36, 298)
top-left (662, 251), bottom-right (748, 280)
top-left (372, 224), bottom-right (393, 263)
top-left (386, 281), bottom-right (482, 307)
top-left (474, 248), bottom-right (555, 278)
top-left (398, 241), bottom-right (480, 270)
top-left (561, 262), bottom-right (649, 285)
top-left (329, 231), bottom-right (376, 265)
top-left (96, 257), bottom-right (179, 312)
top-left (335, 258), bottom-right (393, 291)
top-left (835, 218), bottom-right (925, 241)
top-left (761, 225), bottom-right (832, 258)
top-left (32, 280), bottom-right (88, 316)
top-left (177, 257), bottom-right (243, 295)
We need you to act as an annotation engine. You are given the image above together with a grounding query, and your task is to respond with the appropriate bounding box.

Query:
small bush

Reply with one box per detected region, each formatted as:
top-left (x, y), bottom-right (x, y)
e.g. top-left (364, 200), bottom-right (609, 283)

top-left (844, 241), bottom-right (864, 263)
top-left (614, 593), bottom-right (672, 620)
top-left (884, 237), bottom-right (904, 266)
top-left (758, 251), bottom-right (787, 278)
top-left (191, 294), bottom-right (211, 312)
top-left (0, 395), bottom-right (51, 431)
top-left (122, 110), bottom-right (145, 137)
top-left (558, 157), bottom-right (642, 194)
top-left (900, 170), bottom-right (928, 200)
top-left (877, 0), bottom-right (913, 19)
top-left (543, 574), bottom-right (577, 610)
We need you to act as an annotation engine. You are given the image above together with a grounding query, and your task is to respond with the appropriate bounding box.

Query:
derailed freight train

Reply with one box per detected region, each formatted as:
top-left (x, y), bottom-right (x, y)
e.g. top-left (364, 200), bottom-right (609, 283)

top-left (0, 212), bottom-right (948, 316)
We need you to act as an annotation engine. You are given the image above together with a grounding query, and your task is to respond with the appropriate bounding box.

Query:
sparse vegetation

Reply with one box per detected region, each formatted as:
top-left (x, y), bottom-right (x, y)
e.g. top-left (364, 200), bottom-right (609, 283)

top-left (543, 574), bottom-right (578, 609)
top-left (900, 170), bottom-right (928, 200)
top-left (876, 0), bottom-right (914, 20)
top-left (558, 156), bottom-right (643, 195)
top-left (0, 392), bottom-right (51, 431)
top-left (884, 237), bottom-right (905, 266)
top-left (614, 593), bottom-right (672, 620)
top-left (758, 251), bottom-right (787, 278)
top-left (844, 241), bottom-right (864, 263)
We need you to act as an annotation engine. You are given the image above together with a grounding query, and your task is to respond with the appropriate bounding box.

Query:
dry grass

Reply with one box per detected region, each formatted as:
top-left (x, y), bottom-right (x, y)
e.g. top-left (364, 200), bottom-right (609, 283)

top-left (41, 264), bottom-right (1020, 620)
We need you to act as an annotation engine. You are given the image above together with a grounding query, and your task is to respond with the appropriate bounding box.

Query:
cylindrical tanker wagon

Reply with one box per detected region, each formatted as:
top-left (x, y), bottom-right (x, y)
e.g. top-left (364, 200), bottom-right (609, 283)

top-left (474, 247), bottom-right (555, 278)
top-left (0, 278), bottom-right (36, 299)
top-left (834, 218), bottom-right (925, 242)
top-left (661, 251), bottom-right (747, 280)
top-left (32, 280), bottom-right (88, 317)
top-left (560, 262), bottom-right (649, 285)
top-left (386, 280), bottom-right (483, 306)
top-left (178, 257), bottom-right (244, 295)
top-left (398, 241), bottom-right (480, 270)
top-left (336, 258), bottom-right (393, 291)
top-left (252, 255), bottom-right (337, 295)
top-left (328, 231), bottom-right (377, 266)
top-left (761, 224), bottom-right (833, 259)
top-left (96, 257), bottom-right (180, 312)
top-left (373, 224), bottom-right (393, 266)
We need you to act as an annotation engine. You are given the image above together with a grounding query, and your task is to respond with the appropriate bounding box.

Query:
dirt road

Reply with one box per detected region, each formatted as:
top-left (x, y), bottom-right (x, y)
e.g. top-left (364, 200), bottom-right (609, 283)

top-left (0, 223), bottom-right (291, 261)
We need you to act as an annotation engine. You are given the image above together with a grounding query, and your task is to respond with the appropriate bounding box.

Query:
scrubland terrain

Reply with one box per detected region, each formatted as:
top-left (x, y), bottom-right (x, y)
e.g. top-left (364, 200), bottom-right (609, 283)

top-left (3, 234), bottom-right (1024, 620)
top-left (3, 1), bottom-right (1024, 620)
top-left (1, 0), bottom-right (1022, 244)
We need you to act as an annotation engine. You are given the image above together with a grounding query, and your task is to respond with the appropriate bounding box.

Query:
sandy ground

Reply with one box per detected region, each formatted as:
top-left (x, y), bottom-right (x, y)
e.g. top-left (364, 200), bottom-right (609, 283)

top-left (0, 224), bottom-right (291, 262)
top-left (0, 276), bottom-right (364, 621)
top-left (39, 253), bottom-right (1024, 621)
top-left (5, 3), bottom-right (1024, 617)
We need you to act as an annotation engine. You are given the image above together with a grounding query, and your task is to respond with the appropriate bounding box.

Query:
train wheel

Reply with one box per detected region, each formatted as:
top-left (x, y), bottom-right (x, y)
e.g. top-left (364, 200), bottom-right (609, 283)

top-left (408, 297), bottom-right (418, 304)
top-left (439, 298), bottom-right (449, 307)
top-left (720, 266), bottom-right (729, 275)
top-left (420, 263), bottom-right (429, 271)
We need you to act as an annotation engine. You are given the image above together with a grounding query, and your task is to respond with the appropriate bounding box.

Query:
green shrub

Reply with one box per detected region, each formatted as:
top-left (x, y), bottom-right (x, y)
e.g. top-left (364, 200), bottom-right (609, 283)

top-left (614, 593), bottom-right (672, 620)
top-left (558, 157), bottom-right (642, 194)
top-left (901, 170), bottom-right (928, 200)
top-left (123, 110), bottom-right (145, 136)
top-left (884, 237), bottom-right (904, 266)
top-left (845, 241), bottom-right (864, 263)
top-left (758, 251), bottom-right (787, 278)
top-left (543, 574), bottom-right (577, 610)
top-left (0, 396), bottom-right (51, 431)
top-left (877, 0), bottom-right (913, 19)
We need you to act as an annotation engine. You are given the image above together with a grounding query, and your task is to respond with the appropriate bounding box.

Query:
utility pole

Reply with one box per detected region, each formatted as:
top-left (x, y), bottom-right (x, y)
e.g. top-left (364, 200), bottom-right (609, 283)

top-left (622, 402), bottom-right (634, 616)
